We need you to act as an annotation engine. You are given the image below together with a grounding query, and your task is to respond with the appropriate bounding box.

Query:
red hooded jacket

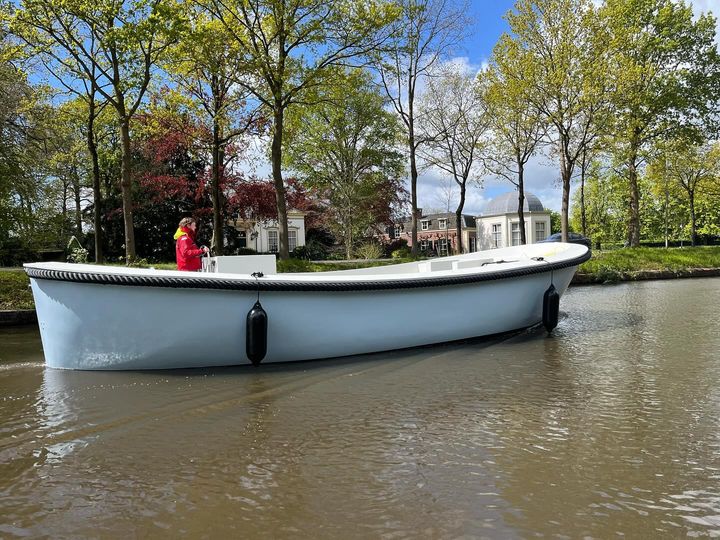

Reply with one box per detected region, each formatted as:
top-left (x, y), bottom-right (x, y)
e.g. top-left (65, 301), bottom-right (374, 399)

top-left (175, 226), bottom-right (204, 271)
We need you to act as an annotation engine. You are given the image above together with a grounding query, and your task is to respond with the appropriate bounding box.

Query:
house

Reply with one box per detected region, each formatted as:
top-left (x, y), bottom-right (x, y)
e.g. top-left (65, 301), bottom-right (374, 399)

top-left (383, 211), bottom-right (477, 255)
top-left (227, 210), bottom-right (307, 253)
top-left (476, 192), bottom-right (551, 249)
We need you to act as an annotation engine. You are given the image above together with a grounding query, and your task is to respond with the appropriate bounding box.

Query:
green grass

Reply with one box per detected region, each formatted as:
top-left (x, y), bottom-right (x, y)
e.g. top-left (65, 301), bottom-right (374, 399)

top-left (0, 270), bottom-right (34, 310)
top-left (578, 246), bottom-right (720, 281)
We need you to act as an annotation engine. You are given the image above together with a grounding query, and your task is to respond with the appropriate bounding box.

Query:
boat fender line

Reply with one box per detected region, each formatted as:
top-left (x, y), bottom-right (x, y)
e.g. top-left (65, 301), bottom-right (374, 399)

top-left (532, 257), bottom-right (559, 333)
top-left (246, 272), bottom-right (267, 366)
top-left (542, 283), bottom-right (560, 333)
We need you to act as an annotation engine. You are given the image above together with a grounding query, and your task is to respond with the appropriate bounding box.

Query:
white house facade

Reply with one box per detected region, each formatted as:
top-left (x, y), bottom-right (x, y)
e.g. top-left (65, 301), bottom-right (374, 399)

top-left (476, 192), bottom-right (551, 250)
top-left (229, 210), bottom-right (307, 253)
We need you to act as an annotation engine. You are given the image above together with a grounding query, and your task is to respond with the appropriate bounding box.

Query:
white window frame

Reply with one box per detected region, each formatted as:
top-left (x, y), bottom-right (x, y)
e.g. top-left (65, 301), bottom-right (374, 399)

top-left (438, 238), bottom-right (448, 256)
top-left (394, 226), bottom-right (401, 238)
top-left (420, 239), bottom-right (429, 251)
top-left (288, 229), bottom-right (297, 252)
top-left (535, 222), bottom-right (546, 243)
top-left (438, 218), bottom-right (447, 230)
top-left (421, 220), bottom-right (430, 231)
top-left (492, 223), bottom-right (502, 248)
top-left (268, 230), bottom-right (279, 253)
top-left (511, 222), bottom-right (521, 246)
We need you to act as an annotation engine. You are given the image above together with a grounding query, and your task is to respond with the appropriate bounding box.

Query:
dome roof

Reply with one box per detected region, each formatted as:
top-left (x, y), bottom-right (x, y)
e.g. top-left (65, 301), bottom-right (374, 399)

top-left (481, 192), bottom-right (546, 216)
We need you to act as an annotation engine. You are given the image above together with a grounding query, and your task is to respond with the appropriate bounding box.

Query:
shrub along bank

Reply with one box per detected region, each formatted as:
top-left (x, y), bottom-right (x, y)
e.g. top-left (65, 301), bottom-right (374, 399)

top-left (2, 247), bottom-right (720, 312)
top-left (576, 246), bottom-right (720, 283)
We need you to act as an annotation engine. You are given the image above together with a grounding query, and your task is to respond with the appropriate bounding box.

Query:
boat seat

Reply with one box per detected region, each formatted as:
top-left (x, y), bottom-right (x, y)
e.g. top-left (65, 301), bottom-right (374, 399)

top-left (418, 260), bottom-right (453, 272)
top-left (452, 259), bottom-right (494, 270)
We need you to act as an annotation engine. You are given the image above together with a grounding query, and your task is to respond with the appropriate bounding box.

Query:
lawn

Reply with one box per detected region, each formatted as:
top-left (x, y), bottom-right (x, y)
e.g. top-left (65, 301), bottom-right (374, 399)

top-left (0, 270), bottom-right (34, 310)
top-left (578, 246), bottom-right (720, 280)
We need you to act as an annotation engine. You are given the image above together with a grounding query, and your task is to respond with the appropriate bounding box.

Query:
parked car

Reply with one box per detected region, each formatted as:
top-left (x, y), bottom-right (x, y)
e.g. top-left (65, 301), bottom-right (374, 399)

top-left (538, 232), bottom-right (592, 249)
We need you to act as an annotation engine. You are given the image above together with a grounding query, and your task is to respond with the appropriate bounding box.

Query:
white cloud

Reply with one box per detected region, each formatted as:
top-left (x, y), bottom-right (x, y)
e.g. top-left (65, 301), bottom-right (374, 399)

top-left (417, 152), bottom-right (564, 216)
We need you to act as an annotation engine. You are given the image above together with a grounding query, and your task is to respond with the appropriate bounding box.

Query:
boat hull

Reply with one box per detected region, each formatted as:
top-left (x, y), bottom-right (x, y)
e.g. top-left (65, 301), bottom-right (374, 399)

top-left (26, 244), bottom-right (588, 370)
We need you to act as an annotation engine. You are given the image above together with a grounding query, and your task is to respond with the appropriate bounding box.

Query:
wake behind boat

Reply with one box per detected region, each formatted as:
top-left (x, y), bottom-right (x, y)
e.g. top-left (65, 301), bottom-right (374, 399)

top-left (25, 242), bottom-right (590, 370)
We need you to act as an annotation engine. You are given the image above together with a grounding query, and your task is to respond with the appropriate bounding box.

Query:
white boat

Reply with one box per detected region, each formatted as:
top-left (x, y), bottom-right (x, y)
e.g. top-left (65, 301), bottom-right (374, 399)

top-left (24, 242), bottom-right (590, 370)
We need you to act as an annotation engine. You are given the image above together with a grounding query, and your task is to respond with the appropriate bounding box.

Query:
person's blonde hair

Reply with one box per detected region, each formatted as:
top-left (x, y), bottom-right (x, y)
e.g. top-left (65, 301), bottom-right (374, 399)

top-left (179, 217), bottom-right (196, 228)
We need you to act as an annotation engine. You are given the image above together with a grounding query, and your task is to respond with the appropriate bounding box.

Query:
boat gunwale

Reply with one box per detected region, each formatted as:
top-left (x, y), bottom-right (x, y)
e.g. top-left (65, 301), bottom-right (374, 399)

top-left (24, 250), bottom-right (591, 292)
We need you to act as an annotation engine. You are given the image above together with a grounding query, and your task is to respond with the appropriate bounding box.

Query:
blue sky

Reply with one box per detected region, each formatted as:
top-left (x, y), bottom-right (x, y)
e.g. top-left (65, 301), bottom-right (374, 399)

top-left (240, 0), bottom-right (719, 216)
top-left (416, 0), bottom-right (720, 216)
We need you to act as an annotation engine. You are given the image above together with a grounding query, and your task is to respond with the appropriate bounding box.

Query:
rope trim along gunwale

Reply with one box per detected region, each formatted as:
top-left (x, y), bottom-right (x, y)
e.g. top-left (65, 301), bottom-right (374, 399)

top-left (25, 251), bottom-right (591, 292)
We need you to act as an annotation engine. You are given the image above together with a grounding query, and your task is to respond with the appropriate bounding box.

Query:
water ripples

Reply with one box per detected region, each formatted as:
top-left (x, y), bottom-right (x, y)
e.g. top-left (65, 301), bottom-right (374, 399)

top-left (1, 279), bottom-right (720, 537)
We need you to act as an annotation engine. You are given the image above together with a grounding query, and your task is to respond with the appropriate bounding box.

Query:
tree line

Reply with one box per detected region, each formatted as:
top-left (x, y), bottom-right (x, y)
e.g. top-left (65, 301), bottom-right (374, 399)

top-left (1, 0), bottom-right (719, 266)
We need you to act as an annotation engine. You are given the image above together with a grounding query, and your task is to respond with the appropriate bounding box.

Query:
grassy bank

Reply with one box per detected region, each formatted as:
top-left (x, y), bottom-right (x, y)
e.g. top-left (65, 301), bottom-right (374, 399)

top-left (0, 270), bottom-right (34, 310)
top-left (2, 247), bottom-right (719, 311)
top-left (577, 246), bottom-right (720, 282)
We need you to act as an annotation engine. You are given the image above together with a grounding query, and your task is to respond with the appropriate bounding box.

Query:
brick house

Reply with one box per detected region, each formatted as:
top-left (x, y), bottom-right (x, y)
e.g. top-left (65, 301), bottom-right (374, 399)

top-left (381, 211), bottom-right (477, 255)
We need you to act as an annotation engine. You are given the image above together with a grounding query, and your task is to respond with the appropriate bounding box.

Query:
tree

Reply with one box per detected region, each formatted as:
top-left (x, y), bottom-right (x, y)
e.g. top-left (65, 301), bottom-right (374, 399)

top-left (601, 0), bottom-right (720, 246)
top-left (373, 0), bottom-right (469, 256)
top-left (11, 12), bottom-right (109, 262)
top-left (13, 0), bottom-right (185, 263)
top-left (570, 162), bottom-right (627, 248)
top-left (201, 0), bottom-right (397, 260)
top-left (504, 0), bottom-right (611, 243)
top-left (485, 35), bottom-right (547, 245)
top-left (285, 69), bottom-right (405, 259)
top-left (167, 13), bottom-right (264, 255)
top-left (418, 64), bottom-right (488, 253)
top-left (652, 141), bottom-right (720, 246)
top-left (0, 25), bottom-right (58, 256)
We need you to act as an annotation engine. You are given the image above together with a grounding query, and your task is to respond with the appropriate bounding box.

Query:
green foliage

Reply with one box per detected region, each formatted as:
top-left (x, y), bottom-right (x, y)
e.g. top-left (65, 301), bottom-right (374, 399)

top-left (579, 247), bottom-right (720, 275)
top-left (0, 270), bottom-right (34, 310)
top-left (600, 0), bottom-right (720, 245)
top-left (284, 68), bottom-right (405, 259)
top-left (354, 242), bottom-right (384, 260)
top-left (291, 239), bottom-right (329, 261)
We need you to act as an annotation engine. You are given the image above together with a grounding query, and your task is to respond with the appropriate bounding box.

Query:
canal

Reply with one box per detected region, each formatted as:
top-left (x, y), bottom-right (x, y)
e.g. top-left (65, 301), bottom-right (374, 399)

top-left (1, 278), bottom-right (719, 538)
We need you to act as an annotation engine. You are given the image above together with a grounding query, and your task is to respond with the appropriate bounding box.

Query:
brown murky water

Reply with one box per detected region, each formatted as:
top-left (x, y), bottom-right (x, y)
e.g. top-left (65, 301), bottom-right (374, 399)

top-left (1, 278), bottom-right (720, 538)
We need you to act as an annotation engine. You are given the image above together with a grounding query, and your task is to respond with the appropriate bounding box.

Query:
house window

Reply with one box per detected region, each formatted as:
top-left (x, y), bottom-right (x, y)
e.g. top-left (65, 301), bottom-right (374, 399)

top-left (268, 230), bottom-right (279, 253)
top-left (535, 222), bottom-right (546, 242)
top-left (492, 224), bottom-right (502, 248)
top-left (420, 239), bottom-right (429, 251)
top-left (394, 226), bottom-right (401, 238)
top-left (288, 229), bottom-right (297, 252)
top-left (439, 238), bottom-right (448, 256)
top-left (439, 218), bottom-right (447, 230)
top-left (238, 230), bottom-right (247, 248)
top-left (469, 236), bottom-right (476, 253)
top-left (421, 220), bottom-right (430, 231)
top-left (511, 223), bottom-right (521, 246)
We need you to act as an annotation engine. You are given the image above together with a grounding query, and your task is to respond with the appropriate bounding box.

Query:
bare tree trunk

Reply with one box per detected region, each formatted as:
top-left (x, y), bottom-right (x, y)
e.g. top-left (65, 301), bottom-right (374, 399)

top-left (271, 104), bottom-right (289, 259)
top-left (689, 190), bottom-right (697, 247)
top-left (580, 148), bottom-right (587, 237)
top-left (664, 180), bottom-right (669, 249)
top-left (408, 130), bottom-right (419, 257)
top-left (455, 183), bottom-right (466, 254)
top-left (211, 115), bottom-right (224, 255)
top-left (88, 97), bottom-right (103, 263)
top-left (559, 141), bottom-right (571, 243)
top-left (517, 164), bottom-right (526, 245)
top-left (73, 170), bottom-right (82, 236)
top-left (627, 153), bottom-right (641, 247)
top-left (119, 117), bottom-right (136, 263)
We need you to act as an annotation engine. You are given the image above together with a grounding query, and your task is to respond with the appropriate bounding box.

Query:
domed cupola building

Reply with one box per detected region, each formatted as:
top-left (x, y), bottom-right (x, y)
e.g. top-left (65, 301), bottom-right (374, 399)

top-left (476, 192), bottom-right (551, 249)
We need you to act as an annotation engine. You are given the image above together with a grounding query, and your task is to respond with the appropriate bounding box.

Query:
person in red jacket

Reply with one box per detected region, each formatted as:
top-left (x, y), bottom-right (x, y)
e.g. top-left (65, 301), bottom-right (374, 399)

top-left (174, 217), bottom-right (209, 271)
